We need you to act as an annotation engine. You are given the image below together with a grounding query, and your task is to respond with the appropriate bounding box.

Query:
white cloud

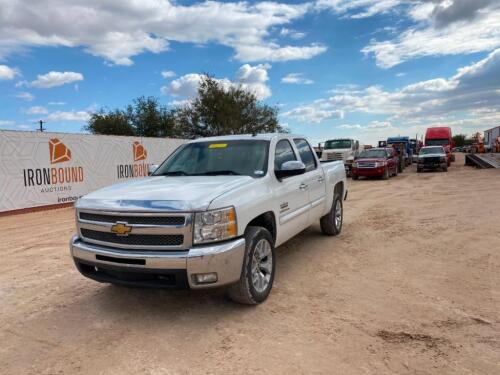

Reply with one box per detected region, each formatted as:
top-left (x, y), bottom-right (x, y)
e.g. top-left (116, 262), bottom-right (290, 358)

top-left (280, 28), bottom-right (306, 40)
top-left (338, 124), bottom-right (362, 129)
top-left (24, 106), bottom-right (48, 115)
top-left (0, 65), bottom-right (20, 80)
top-left (0, 1), bottom-right (323, 65)
top-left (284, 106), bottom-right (344, 123)
top-left (15, 92), bottom-right (34, 101)
top-left (316, 0), bottom-right (404, 19)
top-left (286, 50), bottom-right (500, 139)
top-left (0, 120), bottom-right (15, 126)
top-left (161, 70), bottom-right (176, 79)
top-left (162, 63), bottom-right (272, 100)
top-left (48, 101), bottom-right (66, 106)
top-left (162, 73), bottom-right (204, 97)
top-left (281, 73), bottom-right (314, 85)
top-left (29, 71), bottom-right (83, 89)
top-left (234, 43), bottom-right (327, 62)
top-left (45, 110), bottom-right (90, 122)
top-left (234, 63), bottom-right (271, 99)
top-left (361, 1), bottom-right (500, 68)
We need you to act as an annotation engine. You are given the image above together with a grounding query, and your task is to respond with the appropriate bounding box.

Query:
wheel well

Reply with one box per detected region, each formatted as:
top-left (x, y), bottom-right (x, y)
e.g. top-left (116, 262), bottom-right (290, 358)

top-left (334, 181), bottom-right (344, 198)
top-left (247, 212), bottom-right (276, 244)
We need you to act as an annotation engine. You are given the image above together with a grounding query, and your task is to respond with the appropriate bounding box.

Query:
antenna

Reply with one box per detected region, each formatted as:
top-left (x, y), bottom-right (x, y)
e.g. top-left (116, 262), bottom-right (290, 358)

top-left (36, 120), bottom-right (46, 132)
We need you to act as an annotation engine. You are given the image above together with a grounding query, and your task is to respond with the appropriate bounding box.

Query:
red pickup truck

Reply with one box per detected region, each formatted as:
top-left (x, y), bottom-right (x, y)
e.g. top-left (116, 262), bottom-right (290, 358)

top-left (352, 148), bottom-right (399, 180)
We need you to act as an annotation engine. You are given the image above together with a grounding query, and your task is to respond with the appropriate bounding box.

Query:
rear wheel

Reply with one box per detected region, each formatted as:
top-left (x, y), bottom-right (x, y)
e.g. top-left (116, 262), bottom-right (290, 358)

top-left (320, 193), bottom-right (342, 236)
top-left (227, 227), bottom-right (275, 305)
top-left (443, 166), bottom-right (448, 172)
top-left (417, 167), bottom-right (422, 173)
top-left (352, 175), bottom-right (359, 180)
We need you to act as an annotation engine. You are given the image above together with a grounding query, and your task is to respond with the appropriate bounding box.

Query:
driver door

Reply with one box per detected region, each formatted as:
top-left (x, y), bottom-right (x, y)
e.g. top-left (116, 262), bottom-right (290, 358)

top-left (273, 139), bottom-right (310, 241)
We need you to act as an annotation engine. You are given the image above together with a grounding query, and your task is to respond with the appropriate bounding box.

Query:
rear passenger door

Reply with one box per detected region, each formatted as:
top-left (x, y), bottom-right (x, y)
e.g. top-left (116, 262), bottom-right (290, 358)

top-left (293, 138), bottom-right (326, 225)
top-left (273, 139), bottom-right (310, 240)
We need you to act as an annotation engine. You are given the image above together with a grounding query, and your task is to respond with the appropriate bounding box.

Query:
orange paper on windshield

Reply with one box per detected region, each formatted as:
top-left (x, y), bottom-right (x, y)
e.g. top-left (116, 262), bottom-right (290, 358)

top-left (208, 143), bottom-right (228, 149)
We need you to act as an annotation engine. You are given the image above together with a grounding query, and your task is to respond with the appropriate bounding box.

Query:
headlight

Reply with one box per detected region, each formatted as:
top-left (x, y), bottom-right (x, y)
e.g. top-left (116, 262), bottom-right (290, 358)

top-left (194, 207), bottom-right (237, 244)
top-left (352, 162), bottom-right (358, 168)
top-left (375, 161), bottom-right (386, 167)
top-left (440, 156), bottom-right (446, 162)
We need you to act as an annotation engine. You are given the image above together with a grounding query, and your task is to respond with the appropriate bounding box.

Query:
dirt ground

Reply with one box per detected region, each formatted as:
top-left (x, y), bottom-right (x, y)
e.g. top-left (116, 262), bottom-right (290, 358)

top-left (1, 153), bottom-right (499, 375)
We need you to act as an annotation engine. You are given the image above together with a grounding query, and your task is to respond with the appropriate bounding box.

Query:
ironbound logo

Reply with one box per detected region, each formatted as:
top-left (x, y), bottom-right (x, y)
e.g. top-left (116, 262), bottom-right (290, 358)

top-left (111, 222), bottom-right (132, 236)
top-left (23, 138), bottom-right (84, 191)
top-left (117, 141), bottom-right (150, 179)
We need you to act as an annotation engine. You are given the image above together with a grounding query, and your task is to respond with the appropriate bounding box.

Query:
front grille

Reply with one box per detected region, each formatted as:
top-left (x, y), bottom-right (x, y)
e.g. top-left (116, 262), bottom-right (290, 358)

top-left (326, 153), bottom-right (343, 161)
top-left (79, 212), bottom-right (185, 226)
top-left (424, 157), bottom-right (441, 164)
top-left (81, 229), bottom-right (184, 247)
top-left (357, 162), bottom-right (376, 168)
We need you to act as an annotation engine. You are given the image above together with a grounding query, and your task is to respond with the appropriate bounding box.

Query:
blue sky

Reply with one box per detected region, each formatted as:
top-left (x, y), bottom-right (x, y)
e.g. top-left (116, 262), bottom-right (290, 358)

top-left (1, 0), bottom-right (499, 145)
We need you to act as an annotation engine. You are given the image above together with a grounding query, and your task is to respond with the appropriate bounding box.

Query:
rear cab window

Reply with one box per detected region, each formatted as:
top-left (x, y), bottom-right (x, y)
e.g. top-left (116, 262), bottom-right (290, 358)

top-left (293, 139), bottom-right (317, 172)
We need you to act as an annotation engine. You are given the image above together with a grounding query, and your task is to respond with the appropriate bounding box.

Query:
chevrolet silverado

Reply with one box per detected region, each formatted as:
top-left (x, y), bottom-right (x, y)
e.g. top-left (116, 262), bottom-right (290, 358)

top-left (70, 134), bottom-right (347, 304)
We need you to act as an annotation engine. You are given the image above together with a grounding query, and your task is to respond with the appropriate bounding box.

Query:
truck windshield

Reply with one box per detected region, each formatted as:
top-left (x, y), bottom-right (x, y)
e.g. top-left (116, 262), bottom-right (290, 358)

top-left (324, 140), bottom-right (352, 149)
top-left (420, 147), bottom-right (444, 155)
top-left (358, 149), bottom-right (387, 158)
top-left (426, 139), bottom-right (449, 146)
top-left (153, 140), bottom-right (269, 178)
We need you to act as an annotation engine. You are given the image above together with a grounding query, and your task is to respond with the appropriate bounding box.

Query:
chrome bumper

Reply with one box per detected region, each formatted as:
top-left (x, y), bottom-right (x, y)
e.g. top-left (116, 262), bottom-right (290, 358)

top-left (70, 235), bottom-right (245, 289)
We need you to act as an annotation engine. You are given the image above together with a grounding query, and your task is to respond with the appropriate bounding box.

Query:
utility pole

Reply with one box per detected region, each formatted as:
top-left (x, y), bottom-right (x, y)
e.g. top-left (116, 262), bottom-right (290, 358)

top-left (37, 120), bottom-right (46, 132)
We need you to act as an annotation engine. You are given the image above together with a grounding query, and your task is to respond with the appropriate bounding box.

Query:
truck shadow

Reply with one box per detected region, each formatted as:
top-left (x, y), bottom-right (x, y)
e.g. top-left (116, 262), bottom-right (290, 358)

top-left (70, 226), bottom-right (343, 323)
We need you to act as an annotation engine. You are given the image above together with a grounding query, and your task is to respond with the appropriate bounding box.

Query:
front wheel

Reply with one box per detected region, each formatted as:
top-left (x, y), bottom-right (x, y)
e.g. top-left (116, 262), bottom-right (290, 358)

top-left (382, 167), bottom-right (389, 180)
top-left (227, 226), bottom-right (275, 305)
top-left (320, 193), bottom-right (343, 236)
top-left (352, 175), bottom-right (359, 180)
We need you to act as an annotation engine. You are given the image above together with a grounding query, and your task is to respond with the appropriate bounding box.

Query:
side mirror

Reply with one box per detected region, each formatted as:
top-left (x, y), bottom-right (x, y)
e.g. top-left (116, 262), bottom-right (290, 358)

top-left (148, 164), bottom-right (159, 176)
top-left (275, 160), bottom-right (306, 179)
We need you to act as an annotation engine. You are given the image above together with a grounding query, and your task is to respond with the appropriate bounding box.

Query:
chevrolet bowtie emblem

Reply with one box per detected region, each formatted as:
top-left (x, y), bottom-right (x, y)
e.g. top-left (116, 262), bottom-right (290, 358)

top-left (111, 222), bottom-right (132, 236)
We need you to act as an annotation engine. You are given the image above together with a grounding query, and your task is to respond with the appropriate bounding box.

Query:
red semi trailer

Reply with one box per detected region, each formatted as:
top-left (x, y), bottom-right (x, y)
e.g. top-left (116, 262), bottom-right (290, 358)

top-left (425, 127), bottom-right (454, 165)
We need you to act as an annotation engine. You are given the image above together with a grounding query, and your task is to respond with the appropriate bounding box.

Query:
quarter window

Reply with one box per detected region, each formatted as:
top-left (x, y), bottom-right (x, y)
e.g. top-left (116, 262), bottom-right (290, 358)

top-left (293, 139), bottom-right (317, 172)
top-left (274, 139), bottom-right (297, 170)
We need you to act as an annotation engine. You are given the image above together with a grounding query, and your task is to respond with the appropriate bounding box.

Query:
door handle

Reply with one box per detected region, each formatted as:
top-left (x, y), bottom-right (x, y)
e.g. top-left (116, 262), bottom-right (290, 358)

top-left (317, 176), bottom-right (324, 183)
top-left (299, 183), bottom-right (308, 190)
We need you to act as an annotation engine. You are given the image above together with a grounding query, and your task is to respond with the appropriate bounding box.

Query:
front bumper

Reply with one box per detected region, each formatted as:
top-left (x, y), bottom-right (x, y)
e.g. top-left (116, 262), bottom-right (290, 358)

top-left (70, 235), bottom-right (245, 289)
top-left (352, 167), bottom-right (385, 177)
top-left (418, 162), bottom-right (447, 170)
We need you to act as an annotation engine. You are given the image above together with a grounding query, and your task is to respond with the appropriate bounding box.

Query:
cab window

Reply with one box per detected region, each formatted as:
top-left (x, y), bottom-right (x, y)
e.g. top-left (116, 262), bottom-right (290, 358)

top-left (274, 139), bottom-right (297, 170)
top-left (293, 139), bottom-right (317, 172)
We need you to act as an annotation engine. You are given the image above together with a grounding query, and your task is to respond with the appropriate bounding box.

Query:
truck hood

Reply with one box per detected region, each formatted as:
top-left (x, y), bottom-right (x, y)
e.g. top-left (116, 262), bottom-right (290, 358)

top-left (77, 175), bottom-right (253, 212)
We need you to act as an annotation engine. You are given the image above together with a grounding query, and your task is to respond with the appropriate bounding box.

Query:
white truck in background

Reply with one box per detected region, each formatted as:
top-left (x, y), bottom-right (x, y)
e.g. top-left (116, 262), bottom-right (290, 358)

top-left (70, 134), bottom-right (347, 304)
top-left (319, 138), bottom-right (364, 175)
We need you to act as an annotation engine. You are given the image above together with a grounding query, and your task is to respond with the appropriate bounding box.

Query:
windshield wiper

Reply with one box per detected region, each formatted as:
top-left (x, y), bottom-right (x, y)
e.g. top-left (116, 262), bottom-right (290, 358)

top-left (195, 170), bottom-right (242, 176)
top-left (156, 170), bottom-right (191, 176)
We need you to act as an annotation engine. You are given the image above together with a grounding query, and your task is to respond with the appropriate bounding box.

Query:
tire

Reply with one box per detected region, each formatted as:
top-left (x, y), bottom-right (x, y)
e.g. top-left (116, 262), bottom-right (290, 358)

top-left (320, 193), bottom-right (343, 236)
top-left (352, 175), bottom-right (359, 180)
top-left (443, 166), bottom-right (448, 172)
top-left (417, 167), bottom-right (422, 173)
top-left (382, 167), bottom-right (389, 180)
top-left (227, 226), bottom-right (275, 305)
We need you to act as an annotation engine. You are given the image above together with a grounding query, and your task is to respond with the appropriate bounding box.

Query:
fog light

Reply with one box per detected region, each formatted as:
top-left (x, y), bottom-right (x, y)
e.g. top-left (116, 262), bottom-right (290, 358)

top-left (193, 272), bottom-right (218, 284)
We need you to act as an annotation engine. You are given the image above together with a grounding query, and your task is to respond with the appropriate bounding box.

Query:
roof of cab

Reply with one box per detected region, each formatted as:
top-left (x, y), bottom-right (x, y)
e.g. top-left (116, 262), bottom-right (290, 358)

top-left (186, 133), bottom-right (303, 143)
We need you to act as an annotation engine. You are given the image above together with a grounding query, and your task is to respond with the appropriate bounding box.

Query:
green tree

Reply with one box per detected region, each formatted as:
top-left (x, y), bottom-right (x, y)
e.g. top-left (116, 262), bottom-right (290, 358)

top-left (453, 134), bottom-right (467, 147)
top-left (177, 75), bottom-right (283, 138)
top-left (85, 109), bottom-right (134, 136)
top-left (85, 75), bottom-right (283, 138)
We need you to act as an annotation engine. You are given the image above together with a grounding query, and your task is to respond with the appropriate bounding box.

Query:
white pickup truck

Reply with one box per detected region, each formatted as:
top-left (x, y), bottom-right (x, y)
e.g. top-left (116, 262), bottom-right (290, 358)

top-left (71, 134), bottom-right (347, 304)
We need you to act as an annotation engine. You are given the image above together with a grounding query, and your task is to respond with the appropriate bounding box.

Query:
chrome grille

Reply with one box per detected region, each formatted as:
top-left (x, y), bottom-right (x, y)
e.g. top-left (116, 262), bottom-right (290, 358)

top-left (77, 209), bottom-right (192, 250)
top-left (357, 162), bottom-right (376, 168)
top-left (80, 229), bottom-right (183, 247)
top-left (326, 152), bottom-right (343, 161)
top-left (79, 212), bottom-right (185, 226)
